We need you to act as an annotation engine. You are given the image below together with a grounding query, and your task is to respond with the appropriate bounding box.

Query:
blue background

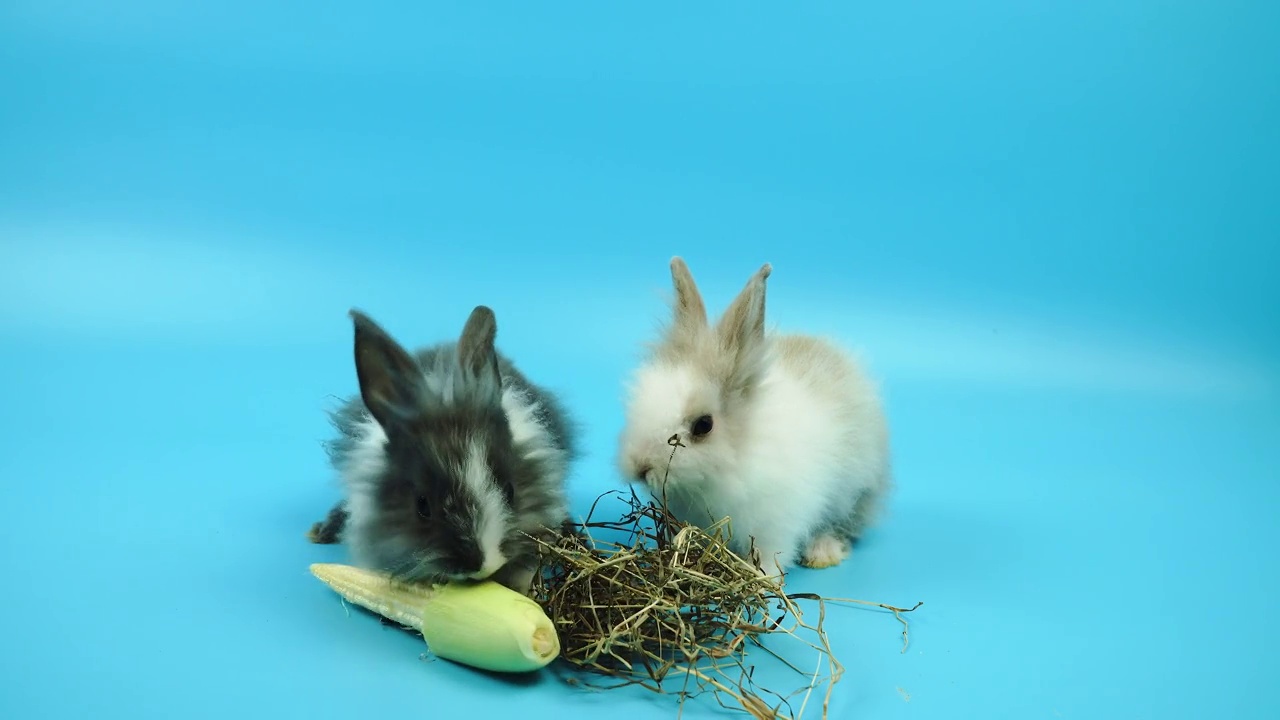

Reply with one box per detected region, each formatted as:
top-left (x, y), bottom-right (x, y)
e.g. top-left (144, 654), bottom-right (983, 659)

top-left (2, 2), bottom-right (1277, 718)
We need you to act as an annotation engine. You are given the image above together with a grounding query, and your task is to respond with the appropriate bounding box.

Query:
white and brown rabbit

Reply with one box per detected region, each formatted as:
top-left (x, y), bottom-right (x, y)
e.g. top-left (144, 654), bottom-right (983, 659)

top-left (616, 258), bottom-right (891, 575)
top-left (308, 305), bottom-right (578, 595)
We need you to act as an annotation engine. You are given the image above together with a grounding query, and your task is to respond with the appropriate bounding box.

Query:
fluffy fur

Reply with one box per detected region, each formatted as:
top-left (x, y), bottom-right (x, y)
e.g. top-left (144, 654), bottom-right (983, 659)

top-left (308, 306), bottom-right (578, 595)
top-left (616, 258), bottom-right (891, 575)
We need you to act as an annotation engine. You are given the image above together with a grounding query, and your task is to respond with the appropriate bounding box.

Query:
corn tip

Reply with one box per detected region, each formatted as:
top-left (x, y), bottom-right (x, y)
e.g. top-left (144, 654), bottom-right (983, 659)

top-left (530, 625), bottom-right (559, 661)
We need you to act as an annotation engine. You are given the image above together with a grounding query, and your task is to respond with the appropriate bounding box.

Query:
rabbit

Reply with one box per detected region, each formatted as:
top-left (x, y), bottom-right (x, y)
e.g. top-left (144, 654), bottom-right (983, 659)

top-left (616, 257), bottom-right (891, 576)
top-left (307, 305), bottom-right (579, 595)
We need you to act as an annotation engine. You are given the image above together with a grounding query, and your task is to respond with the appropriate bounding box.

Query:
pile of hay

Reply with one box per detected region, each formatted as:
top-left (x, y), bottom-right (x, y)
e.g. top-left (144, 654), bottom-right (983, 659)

top-left (529, 488), bottom-right (823, 718)
top-left (528, 463), bottom-right (920, 720)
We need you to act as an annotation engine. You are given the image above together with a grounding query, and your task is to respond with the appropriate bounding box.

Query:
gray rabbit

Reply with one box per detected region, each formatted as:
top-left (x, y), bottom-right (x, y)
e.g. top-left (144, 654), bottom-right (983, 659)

top-left (308, 306), bottom-right (578, 595)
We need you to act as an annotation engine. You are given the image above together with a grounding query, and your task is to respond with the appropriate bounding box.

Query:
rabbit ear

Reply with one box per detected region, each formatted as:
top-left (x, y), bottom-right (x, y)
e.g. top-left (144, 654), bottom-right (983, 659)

top-left (716, 262), bottom-right (772, 361)
top-left (349, 309), bottom-right (424, 430)
top-left (669, 257), bottom-right (709, 337)
top-left (457, 305), bottom-right (502, 399)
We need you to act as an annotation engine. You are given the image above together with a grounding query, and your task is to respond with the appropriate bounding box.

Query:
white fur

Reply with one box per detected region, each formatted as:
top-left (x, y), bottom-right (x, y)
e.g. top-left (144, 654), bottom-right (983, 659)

top-left (501, 385), bottom-right (568, 486)
top-left (619, 336), bottom-right (891, 574)
top-left (455, 437), bottom-right (506, 578)
top-left (335, 413), bottom-right (390, 570)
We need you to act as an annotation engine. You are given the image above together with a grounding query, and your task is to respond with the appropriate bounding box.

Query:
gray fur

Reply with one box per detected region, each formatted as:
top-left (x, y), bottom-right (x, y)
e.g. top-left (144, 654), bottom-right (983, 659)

top-left (320, 399), bottom-right (370, 464)
top-left (308, 306), bottom-right (578, 594)
top-left (813, 488), bottom-right (878, 545)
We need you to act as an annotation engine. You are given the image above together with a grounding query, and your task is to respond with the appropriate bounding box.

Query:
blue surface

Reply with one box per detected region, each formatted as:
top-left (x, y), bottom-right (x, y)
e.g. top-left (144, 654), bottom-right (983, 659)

top-left (2, 2), bottom-right (1277, 718)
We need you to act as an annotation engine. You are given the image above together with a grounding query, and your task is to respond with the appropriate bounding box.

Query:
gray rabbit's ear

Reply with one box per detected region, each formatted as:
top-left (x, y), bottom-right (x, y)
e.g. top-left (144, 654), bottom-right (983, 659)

top-left (349, 309), bottom-right (423, 430)
top-left (457, 305), bottom-right (502, 401)
top-left (669, 256), bottom-right (709, 336)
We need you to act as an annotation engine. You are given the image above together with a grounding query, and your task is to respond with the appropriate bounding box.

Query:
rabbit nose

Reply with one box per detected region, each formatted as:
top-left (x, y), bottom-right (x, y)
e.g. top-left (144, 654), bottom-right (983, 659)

top-left (634, 463), bottom-right (653, 482)
top-left (470, 556), bottom-right (505, 580)
top-left (452, 545), bottom-right (486, 576)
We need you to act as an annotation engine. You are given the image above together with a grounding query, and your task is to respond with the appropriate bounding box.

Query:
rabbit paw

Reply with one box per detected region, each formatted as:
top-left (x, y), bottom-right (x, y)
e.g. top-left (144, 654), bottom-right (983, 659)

top-left (306, 505), bottom-right (348, 544)
top-left (799, 533), bottom-right (850, 569)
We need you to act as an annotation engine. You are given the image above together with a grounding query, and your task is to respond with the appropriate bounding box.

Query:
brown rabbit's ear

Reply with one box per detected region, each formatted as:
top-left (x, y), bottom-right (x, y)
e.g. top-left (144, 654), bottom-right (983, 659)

top-left (457, 305), bottom-right (502, 399)
top-left (669, 256), bottom-right (709, 337)
top-left (716, 262), bottom-right (772, 358)
top-left (350, 309), bottom-right (424, 430)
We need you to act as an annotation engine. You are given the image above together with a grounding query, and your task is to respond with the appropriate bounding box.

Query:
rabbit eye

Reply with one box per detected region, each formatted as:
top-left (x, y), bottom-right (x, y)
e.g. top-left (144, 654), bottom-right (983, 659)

top-left (414, 495), bottom-right (431, 519)
top-left (691, 415), bottom-right (713, 438)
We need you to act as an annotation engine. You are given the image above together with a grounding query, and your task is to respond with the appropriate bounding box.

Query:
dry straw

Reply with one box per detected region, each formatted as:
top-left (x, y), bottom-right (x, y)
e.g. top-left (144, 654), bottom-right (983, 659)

top-left (529, 436), bottom-right (922, 720)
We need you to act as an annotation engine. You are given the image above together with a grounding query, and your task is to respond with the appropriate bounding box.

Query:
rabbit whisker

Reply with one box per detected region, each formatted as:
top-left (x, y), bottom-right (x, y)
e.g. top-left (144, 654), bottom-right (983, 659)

top-left (386, 551), bottom-right (447, 585)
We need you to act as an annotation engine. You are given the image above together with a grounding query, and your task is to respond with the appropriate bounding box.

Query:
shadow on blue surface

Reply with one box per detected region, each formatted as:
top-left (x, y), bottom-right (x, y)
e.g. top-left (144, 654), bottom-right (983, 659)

top-left (1, 2), bottom-right (1277, 719)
